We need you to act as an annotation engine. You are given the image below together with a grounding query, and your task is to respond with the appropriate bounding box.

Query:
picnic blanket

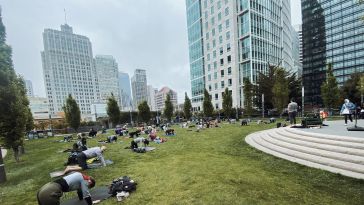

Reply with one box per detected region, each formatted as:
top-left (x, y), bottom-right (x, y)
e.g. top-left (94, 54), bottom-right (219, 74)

top-left (50, 160), bottom-right (113, 178)
top-left (60, 186), bottom-right (111, 205)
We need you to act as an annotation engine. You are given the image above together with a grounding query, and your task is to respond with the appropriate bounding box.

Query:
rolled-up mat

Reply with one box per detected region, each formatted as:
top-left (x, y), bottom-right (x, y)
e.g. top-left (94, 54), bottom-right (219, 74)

top-left (61, 186), bottom-right (111, 205)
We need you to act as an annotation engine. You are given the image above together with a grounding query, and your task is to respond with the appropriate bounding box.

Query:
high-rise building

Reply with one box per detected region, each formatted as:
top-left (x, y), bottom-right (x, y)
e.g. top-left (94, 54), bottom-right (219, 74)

top-left (28, 96), bottom-right (49, 120)
top-left (293, 24), bottom-right (303, 64)
top-left (155, 87), bottom-right (178, 112)
top-left (94, 55), bottom-right (120, 104)
top-left (291, 26), bottom-right (302, 77)
top-left (41, 24), bottom-right (99, 116)
top-left (24, 79), bottom-right (34, 97)
top-left (186, 0), bottom-right (294, 111)
top-left (147, 85), bottom-right (158, 111)
top-left (118, 72), bottom-right (133, 111)
top-left (301, 0), bottom-right (364, 105)
top-left (131, 69), bottom-right (147, 109)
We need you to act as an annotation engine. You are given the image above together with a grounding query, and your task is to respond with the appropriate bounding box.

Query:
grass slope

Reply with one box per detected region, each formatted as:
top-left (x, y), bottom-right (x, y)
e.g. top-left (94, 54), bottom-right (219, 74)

top-left (0, 123), bottom-right (363, 205)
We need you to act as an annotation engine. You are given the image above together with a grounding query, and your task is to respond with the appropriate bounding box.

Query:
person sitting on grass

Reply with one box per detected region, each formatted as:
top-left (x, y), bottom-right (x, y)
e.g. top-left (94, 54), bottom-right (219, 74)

top-left (77, 146), bottom-right (107, 170)
top-left (76, 137), bottom-right (88, 151)
top-left (88, 128), bottom-right (97, 137)
top-left (149, 128), bottom-right (157, 141)
top-left (37, 166), bottom-right (99, 205)
top-left (130, 137), bottom-right (149, 149)
top-left (106, 135), bottom-right (117, 143)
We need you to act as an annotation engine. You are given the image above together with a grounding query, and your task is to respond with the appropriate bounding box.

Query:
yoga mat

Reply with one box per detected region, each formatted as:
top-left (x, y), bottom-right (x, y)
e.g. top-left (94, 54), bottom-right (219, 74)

top-left (61, 186), bottom-right (111, 205)
top-left (145, 147), bottom-right (156, 152)
top-left (88, 159), bottom-right (113, 169)
top-left (50, 171), bottom-right (64, 178)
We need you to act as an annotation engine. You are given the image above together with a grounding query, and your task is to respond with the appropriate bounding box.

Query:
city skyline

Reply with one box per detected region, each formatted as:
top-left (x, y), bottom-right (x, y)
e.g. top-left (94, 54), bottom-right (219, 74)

top-left (0, 0), bottom-right (302, 103)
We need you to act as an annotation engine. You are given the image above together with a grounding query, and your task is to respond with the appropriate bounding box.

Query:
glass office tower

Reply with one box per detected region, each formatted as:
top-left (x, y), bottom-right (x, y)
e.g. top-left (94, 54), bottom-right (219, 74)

top-left (186, 0), bottom-right (294, 111)
top-left (302, 0), bottom-right (364, 106)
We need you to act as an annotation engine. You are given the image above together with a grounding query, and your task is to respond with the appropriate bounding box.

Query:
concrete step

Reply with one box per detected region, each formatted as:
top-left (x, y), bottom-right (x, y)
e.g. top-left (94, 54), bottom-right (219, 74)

top-left (284, 128), bottom-right (364, 144)
top-left (245, 130), bottom-right (364, 179)
top-left (264, 131), bottom-right (364, 166)
top-left (271, 129), bottom-right (364, 157)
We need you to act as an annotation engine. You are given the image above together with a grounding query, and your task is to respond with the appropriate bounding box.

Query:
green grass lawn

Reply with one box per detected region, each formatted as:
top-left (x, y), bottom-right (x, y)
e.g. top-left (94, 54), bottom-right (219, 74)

top-left (0, 123), bottom-right (363, 205)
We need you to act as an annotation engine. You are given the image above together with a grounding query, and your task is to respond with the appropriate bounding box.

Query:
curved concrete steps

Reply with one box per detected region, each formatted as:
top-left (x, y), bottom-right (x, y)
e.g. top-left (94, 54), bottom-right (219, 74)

top-left (245, 128), bottom-right (364, 179)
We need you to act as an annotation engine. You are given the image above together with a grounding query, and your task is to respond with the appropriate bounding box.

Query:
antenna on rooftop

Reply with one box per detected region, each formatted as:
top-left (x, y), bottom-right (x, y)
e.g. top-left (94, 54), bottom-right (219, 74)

top-left (64, 8), bottom-right (67, 24)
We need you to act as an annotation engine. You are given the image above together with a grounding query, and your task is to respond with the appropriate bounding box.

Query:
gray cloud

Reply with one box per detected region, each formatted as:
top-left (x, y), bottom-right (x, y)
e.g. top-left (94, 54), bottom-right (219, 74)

top-left (1, 0), bottom-right (301, 103)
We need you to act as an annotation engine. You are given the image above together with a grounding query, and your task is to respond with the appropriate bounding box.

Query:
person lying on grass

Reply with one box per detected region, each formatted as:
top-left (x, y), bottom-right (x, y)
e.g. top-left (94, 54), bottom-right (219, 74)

top-left (77, 146), bottom-right (107, 170)
top-left (37, 166), bottom-right (99, 205)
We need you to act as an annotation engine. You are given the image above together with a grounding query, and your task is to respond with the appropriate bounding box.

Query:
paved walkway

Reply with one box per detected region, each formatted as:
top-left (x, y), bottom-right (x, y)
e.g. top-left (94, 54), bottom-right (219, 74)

top-left (302, 119), bottom-right (364, 138)
top-left (1, 148), bottom-right (7, 158)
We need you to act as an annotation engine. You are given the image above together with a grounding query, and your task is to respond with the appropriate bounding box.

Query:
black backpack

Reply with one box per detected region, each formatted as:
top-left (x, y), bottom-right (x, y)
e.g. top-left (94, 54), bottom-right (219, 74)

top-left (108, 176), bottom-right (137, 196)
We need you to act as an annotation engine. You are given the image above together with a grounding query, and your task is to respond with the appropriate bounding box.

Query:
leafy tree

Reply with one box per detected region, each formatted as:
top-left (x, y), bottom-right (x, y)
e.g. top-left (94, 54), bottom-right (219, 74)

top-left (183, 92), bottom-right (192, 120)
top-left (138, 101), bottom-right (151, 123)
top-left (272, 68), bottom-right (289, 114)
top-left (107, 93), bottom-right (120, 127)
top-left (164, 93), bottom-right (174, 121)
top-left (254, 66), bottom-right (276, 109)
top-left (288, 73), bottom-right (302, 106)
top-left (357, 74), bottom-right (364, 105)
top-left (25, 107), bottom-right (34, 132)
top-left (0, 12), bottom-right (30, 167)
top-left (63, 94), bottom-right (81, 132)
top-left (243, 78), bottom-right (253, 116)
top-left (203, 89), bottom-right (214, 117)
top-left (341, 73), bottom-right (362, 105)
top-left (222, 87), bottom-right (233, 118)
top-left (321, 63), bottom-right (340, 110)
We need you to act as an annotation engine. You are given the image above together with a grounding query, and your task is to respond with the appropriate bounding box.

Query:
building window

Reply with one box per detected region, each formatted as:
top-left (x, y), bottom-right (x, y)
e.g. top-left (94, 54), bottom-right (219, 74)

top-left (215, 93), bottom-right (218, 100)
top-left (217, 0), bottom-right (221, 9)
top-left (216, 103), bottom-right (219, 109)
top-left (206, 32), bottom-right (209, 40)
top-left (214, 72), bottom-right (217, 79)
top-left (225, 7), bottom-right (229, 16)
top-left (228, 67), bottom-right (231, 75)
top-left (213, 40), bottom-right (216, 48)
top-left (208, 74), bottom-right (211, 81)
top-left (225, 19), bottom-right (230, 28)
top-left (228, 79), bottom-right (232, 86)
top-left (218, 12), bottom-right (222, 21)
top-left (211, 6), bottom-right (214, 15)
top-left (220, 58), bottom-right (224, 65)
top-left (227, 43), bottom-right (231, 52)
top-left (227, 55), bottom-right (231, 63)
top-left (211, 17), bottom-right (215, 25)
top-left (220, 47), bottom-right (223, 55)
top-left (221, 80), bottom-right (225, 88)
top-left (221, 69), bottom-right (225, 77)
top-left (212, 28), bottom-right (216, 36)
top-left (207, 53), bottom-right (211, 61)
top-left (218, 24), bottom-right (222, 32)
top-left (215, 83), bottom-right (218, 90)
top-left (214, 61), bottom-right (217, 69)
top-left (226, 31), bottom-right (230, 40)
top-left (219, 36), bottom-right (223, 44)
top-left (208, 64), bottom-right (211, 71)
top-left (209, 84), bottom-right (212, 91)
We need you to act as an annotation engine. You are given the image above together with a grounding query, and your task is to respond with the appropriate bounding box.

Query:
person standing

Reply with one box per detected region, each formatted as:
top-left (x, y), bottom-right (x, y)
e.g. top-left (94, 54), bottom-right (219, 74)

top-left (340, 99), bottom-right (355, 125)
top-left (77, 146), bottom-right (107, 170)
top-left (37, 170), bottom-right (97, 205)
top-left (287, 98), bottom-right (298, 126)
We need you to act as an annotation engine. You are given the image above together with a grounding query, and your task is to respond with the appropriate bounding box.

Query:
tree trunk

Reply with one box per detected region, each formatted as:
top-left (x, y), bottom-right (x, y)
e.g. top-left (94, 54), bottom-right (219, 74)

top-left (0, 148), bottom-right (6, 183)
top-left (19, 145), bottom-right (25, 155)
top-left (13, 147), bottom-right (19, 162)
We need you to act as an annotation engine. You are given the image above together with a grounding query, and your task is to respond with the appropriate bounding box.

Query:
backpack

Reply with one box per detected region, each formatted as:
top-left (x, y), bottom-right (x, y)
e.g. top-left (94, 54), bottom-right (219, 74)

top-left (133, 147), bottom-right (146, 153)
top-left (108, 176), bottom-right (137, 196)
top-left (65, 152), bottom-right (79, 165)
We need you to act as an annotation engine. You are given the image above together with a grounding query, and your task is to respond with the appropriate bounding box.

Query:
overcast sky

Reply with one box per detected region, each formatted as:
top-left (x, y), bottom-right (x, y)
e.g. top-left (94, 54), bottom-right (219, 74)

top-left (0, 0), bottom-right (302, 103)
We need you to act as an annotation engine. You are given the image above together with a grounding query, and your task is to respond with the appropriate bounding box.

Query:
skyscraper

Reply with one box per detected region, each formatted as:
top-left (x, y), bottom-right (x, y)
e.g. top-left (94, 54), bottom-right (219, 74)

top-left (41, 24), bottom-right (99, 116)
top-left (131, 69), bottom-right (147, 109)
top-left (147, 85), bottom-right (158, 111)
top-left (94, 55), bottom-right (120, 104)
top-left (24, 79), bottom-right (34, 97)
top-left (118, 72), bottom-right (133, 111)
top-left (186, 0), bottom-right (294, 111)
top-left (291, 26), bottom-right (302, 77)
top-left (301, 0), bottom-right (364, 105)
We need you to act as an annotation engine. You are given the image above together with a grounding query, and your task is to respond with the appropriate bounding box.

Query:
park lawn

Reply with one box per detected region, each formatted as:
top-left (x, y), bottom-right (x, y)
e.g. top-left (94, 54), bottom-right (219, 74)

top-left (0, 123), bottom-right (363, 205)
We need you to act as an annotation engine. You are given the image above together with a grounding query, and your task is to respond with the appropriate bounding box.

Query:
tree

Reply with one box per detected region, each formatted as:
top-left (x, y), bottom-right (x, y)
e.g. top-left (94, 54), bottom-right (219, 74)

top-left (63, 94), bottom-right (81, 132)
top-left (106, 93), bottom-right (120, 127)
top-left (203, 89), bottom-right (214, 117)
top-left (183, 92), bottom-right (192, 120)
top-left (341, 73), bottom-right (362, 105)
top-left (321, 63), bottom-right (340, 110)
top-left (164, 93), bottom-right (174, 121)
top-left (25, 107), bottom-right (34, 132)
top-left (0, 11), bottom-right (30, 168)
top-left (222, 87), bottom-right (233, 118)
top-left (287, 73), bottom-right (302, 106)
top-left (357, 74), bottom-right (364, 105)
top-left (254, 66), bottom-right (276, 109)
top-left (243, 78), bottom-right (253, 116)
top-left (272, 68), bottom-right (289, 114)
top-left (138, 101), bottom-right (151, 123)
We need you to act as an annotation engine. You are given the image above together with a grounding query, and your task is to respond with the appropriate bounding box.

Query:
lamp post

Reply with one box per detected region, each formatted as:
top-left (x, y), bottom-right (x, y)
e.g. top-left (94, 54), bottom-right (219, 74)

top-left (262, 93), bottom-right (265, 118)
top-left (49, 114), bottom-right (53, 137)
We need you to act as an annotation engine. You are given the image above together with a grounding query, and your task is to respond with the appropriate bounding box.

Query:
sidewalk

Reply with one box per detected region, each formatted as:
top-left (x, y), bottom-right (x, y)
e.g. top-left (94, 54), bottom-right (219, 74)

top-left (1, 148), bottom-right (7, 158)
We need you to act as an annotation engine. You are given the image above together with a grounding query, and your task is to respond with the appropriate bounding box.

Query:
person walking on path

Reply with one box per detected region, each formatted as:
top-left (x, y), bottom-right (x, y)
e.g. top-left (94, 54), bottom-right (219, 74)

top-left (287, 98), bottom-right (298, 126)
top-left (37, 169), bottom-right (98, 205)
top-left (77, 146), bottom-right (107, 170)
top-left (340, 99), bottom-right (356, 125)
